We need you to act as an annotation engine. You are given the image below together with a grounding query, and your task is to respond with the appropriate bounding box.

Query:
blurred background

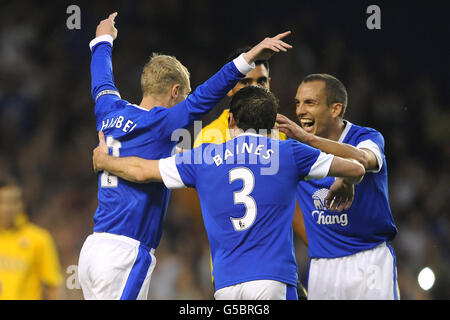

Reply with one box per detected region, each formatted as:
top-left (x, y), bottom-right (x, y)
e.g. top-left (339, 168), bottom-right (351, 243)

top-left (0, 0), bottom-right (448, 299)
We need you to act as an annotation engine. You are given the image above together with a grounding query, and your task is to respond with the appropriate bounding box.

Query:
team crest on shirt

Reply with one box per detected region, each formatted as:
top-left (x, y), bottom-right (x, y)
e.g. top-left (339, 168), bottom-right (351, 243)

top-left (311, 188), bottom-right (348, 227)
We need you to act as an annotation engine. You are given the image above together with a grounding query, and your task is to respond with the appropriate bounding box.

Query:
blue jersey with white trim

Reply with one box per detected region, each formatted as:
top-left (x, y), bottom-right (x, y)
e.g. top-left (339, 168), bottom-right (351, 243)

top-left (296, 121), bottom-right (398, 259)
top-left (90, 39), bottom-right (248, 249)
top-left (159, 134), bottom-right (334, 290)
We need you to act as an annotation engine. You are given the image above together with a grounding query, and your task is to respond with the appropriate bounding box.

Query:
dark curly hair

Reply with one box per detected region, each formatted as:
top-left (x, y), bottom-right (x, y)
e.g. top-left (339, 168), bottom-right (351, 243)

top-left (229, 86), bottom-right (279, 132)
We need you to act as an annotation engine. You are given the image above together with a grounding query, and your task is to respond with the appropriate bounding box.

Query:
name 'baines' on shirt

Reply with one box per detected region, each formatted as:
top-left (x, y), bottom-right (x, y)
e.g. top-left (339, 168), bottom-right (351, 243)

top-left (176, 133), bottom-right (280, 172)
top-left (210, 141), bottom-right (276, 166)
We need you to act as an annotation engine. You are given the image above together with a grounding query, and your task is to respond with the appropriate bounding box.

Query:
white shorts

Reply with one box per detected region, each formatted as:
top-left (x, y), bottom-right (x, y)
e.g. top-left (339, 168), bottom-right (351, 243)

top-left (307, 242), bottom-right (399, 300)
top-left (78, 232), bottom-right (156, 300)
top-left (214, 280), bottom-right (297, 300)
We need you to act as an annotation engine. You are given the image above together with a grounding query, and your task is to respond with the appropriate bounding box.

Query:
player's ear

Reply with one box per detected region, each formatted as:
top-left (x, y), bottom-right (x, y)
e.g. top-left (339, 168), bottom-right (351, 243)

top-left (228, 112), bottom-right (240, 139)
top-left (228, 112), bottom-right (237, 128)
top-left (330, 102), bottom-right (343, 119)
top-left (171, 84), bottom-right (181, 99)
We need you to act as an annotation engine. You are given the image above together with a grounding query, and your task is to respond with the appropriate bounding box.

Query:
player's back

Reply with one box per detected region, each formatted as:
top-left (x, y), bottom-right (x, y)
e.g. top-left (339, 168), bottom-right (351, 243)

top-left (94, 99), bottom-right (177, 249)
top-left (173, 133), bottom-right (328, 290)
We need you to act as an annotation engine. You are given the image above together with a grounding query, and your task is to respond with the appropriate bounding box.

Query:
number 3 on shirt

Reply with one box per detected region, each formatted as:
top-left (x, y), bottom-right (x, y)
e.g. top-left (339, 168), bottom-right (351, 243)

top-left (229, 167), bottom-right (257, 231)
top-left (101, 136), bottom-right (122, 188)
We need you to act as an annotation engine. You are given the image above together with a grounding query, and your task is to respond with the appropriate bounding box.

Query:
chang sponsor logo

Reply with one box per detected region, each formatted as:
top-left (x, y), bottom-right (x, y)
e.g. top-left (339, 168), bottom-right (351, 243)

top-left (311, 188), bottom-right (348, 227)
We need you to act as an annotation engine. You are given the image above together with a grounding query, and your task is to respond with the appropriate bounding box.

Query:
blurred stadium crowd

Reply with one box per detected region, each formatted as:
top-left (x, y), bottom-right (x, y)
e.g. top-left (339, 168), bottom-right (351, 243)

top-left (0, 1), bottom-right (448, 299)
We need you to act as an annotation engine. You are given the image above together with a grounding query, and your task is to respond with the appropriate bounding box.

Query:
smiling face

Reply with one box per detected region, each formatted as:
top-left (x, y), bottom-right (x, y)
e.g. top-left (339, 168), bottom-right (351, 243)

top-left (295, 80), bottom-right (342, 138)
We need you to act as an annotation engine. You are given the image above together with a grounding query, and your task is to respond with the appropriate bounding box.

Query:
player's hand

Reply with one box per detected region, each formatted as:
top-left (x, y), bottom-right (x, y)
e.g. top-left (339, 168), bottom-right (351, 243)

top-left (93, 131), bottom-right (109, 173)
top-left (243, 31), bottom-right (292, 64)
top-left (95, 12), bottom-right (118, 39)
top-left (274, 113), bottom-right (310, 143)
top-left (325, 178), bottom-right (354, 212)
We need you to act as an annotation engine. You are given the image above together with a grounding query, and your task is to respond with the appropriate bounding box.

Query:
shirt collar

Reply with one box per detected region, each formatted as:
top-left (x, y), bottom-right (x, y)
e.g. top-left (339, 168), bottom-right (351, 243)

top-left (338, 120), bottom-right (352, 143)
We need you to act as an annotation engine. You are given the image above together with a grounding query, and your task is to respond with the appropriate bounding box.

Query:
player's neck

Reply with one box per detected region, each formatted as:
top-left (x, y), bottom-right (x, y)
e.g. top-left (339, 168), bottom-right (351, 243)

top-left (325, 119), bottom-right (346, 141)
top-left (139, 95), bottom-right (170, 111)
top-left (230, 128), bottom-right (271, 139)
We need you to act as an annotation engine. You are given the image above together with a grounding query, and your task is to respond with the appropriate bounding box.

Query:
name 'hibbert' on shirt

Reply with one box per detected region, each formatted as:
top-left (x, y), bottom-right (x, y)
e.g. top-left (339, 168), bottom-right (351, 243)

top-left (101, 115), bottom-right (138, 133)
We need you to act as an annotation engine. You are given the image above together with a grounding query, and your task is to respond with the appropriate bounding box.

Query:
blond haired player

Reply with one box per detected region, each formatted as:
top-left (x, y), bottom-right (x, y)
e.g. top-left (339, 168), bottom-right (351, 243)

top-left (0, 176), bottom-right (62, 299)
top-left (79, 12), bottom-right (292, 299)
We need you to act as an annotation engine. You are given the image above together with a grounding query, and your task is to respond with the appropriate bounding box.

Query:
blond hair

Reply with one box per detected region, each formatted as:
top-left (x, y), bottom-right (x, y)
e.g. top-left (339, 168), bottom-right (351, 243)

top-left (140, 53), bottom-right (191, 98)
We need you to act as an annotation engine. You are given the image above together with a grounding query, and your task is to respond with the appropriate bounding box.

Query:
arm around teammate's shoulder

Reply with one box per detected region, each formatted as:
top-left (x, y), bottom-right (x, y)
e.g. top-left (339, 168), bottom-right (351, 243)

top-left (92, 131), bottom-right (162, 184)
top-left (275, 113), bottom-right (380, 172)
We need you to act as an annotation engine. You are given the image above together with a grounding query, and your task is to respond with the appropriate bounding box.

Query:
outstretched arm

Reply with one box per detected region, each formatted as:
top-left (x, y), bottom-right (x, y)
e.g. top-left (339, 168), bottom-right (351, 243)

top-left (93, 131), bottom-right (162, 183)
top-left (160, 32), bottom-right (293, 135)
top-left (275, 113), bottom-right (379, 171)
top-left (90, 13), bottom-right (121, 109)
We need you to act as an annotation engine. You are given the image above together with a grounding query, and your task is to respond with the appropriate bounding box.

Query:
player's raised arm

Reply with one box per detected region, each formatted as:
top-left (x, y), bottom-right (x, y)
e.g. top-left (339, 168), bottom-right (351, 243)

top-left (93, 131), bottom-right (162, 183)
top-left (89, 13), bottom-right (121, 109)
top-left (159, 32), bottom-right (293, 135)
top-left (242, 31), bottom-right (292, 64)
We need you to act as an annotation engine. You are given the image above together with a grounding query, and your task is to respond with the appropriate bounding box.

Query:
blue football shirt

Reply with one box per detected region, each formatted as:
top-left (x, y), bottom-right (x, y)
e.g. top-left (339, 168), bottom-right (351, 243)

top-left (296, 121), bottom-right (398, 258)
top-left (159, 133), bottom-right (335, 291)
top-left (89, 35), bottom-right (254, 249)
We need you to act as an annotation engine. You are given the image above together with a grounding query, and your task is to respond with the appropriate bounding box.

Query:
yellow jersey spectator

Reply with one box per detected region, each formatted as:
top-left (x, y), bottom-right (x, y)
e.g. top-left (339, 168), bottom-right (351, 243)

top-left (0, 176), bottom-right (63, 300)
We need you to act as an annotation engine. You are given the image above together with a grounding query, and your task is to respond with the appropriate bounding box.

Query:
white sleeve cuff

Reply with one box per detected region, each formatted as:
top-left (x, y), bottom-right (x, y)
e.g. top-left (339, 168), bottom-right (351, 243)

top-left (233, 53), bottom-right (256, 75)
top-left (89, 35), bottom-right (114, 51)
top-left (95, 89), bottom-right (121, 102)
top-left (305, 152), bottom-right (334, 181)
top-left (356, 139), bottom-right (383, 173)
top-left (158, 156), bottom-right (186, 189)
